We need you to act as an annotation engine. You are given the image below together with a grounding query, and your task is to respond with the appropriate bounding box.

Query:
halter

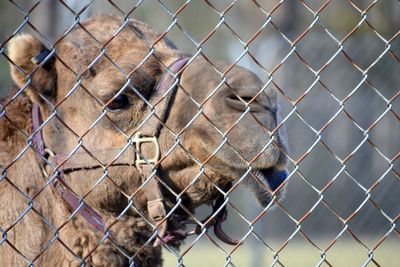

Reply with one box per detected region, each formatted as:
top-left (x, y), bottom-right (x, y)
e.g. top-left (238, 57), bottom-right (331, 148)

top-left (31, 56), bottom-right (240, 247)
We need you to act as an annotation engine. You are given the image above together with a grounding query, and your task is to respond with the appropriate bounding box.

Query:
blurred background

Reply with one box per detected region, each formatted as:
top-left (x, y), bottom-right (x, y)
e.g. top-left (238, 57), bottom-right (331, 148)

top-left (0, 0), bottom-right (399, 266)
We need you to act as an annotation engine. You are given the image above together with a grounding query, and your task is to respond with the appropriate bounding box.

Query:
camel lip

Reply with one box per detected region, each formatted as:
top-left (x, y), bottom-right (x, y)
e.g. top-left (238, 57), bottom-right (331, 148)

top-left (256, 168), bottom-right (288, 191)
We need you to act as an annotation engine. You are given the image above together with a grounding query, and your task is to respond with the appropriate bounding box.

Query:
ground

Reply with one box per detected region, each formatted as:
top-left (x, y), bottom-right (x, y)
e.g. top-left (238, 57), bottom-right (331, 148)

top-left (163, 238), bottom-right (399, 266)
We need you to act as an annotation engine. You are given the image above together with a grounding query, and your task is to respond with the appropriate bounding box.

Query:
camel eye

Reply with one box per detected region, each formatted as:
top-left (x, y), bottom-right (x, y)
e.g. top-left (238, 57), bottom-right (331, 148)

top-left (107, 94), bottom-right (130, 111)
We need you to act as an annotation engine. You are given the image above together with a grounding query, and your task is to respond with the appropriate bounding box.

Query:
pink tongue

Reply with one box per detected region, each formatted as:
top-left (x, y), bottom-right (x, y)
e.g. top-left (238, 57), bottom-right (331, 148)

top-left (162, 234), bottom-right (175, 243)
top-left (161, 229), bottom-right (188, 243)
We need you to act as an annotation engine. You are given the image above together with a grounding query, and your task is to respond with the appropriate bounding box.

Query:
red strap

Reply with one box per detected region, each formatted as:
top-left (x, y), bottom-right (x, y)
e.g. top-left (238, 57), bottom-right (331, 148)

top-left (54, 179), bottom-right (106, 232)
top-left (32, 104), bottom-right (107, 232)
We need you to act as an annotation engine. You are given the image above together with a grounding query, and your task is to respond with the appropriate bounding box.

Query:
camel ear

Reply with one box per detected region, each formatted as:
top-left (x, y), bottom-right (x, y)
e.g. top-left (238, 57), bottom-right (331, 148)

top-left (8, 34), bottom-right (57, 102)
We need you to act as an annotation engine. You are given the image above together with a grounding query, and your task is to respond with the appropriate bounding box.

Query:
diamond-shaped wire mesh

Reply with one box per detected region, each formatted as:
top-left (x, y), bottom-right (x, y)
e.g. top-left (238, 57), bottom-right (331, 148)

top-left (0, 0), bottom-right (399, 266)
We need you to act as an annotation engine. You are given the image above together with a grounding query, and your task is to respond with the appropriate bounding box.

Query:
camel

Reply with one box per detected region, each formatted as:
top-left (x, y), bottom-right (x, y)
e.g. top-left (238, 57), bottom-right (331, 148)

top-left (0, 15), bottom-right (288, 266)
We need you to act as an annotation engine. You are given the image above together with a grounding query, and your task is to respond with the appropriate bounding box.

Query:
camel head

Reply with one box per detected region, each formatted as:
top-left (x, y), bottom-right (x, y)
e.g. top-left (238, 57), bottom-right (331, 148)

top-left (163, 57), bottom-right (288, 208)
top-left (7, 15), bottom-right (288, 233)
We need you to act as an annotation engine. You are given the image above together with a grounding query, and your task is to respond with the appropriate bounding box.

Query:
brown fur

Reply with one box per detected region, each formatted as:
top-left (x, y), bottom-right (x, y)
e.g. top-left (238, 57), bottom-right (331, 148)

top-left (0, 15), bottom-right (287, 266)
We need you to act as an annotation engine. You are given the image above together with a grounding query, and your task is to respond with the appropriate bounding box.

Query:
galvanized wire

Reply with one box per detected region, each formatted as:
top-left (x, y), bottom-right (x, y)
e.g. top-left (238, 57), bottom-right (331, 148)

top-left (0, 0), bottom-right (399, 266)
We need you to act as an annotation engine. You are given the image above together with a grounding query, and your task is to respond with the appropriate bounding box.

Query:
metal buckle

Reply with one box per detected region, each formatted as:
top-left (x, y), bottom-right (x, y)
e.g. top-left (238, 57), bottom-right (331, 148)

top-left (133, 132), bottom-right (160, 169)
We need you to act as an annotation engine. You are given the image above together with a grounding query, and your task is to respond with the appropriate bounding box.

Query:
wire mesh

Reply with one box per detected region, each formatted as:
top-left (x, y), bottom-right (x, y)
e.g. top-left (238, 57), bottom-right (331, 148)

top-left (0, 0), bottom-right (399, 266)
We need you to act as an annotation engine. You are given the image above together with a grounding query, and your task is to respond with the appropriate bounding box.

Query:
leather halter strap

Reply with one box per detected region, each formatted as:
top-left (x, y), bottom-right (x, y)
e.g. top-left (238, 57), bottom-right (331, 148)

top-left (137, 57), bottom-right (191, 245)
top-left (32, 104), bottom-right (107, 232)
top-left (31, 58), bottom-right (190, 244)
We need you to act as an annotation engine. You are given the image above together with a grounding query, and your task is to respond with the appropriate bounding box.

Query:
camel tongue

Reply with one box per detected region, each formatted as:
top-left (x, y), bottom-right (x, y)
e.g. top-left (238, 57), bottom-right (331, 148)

top-left (155, 183), bottom-right (241, 246)
top-left (161, 229), bottom-right (188, 243)
top-left (213, 209), bottom-right (241, 246)
top-left (263, 169), bottom-right (288, 191)
top-left (159, 210), bottom-right (240, 246)
top-left (207, 188), bottom-right (241, 246)
top-left (152, 220), bottom-right (168, 247)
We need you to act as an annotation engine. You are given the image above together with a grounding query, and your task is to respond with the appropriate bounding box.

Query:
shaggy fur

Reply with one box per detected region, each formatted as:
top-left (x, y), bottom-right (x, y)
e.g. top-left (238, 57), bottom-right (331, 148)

top-left (0, 15), bottom-right (288, 266)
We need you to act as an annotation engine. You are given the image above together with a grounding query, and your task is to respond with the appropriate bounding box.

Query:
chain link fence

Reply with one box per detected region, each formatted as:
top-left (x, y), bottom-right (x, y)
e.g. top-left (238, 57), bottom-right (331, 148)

top-left (0, 1), bottom-right (399, 266)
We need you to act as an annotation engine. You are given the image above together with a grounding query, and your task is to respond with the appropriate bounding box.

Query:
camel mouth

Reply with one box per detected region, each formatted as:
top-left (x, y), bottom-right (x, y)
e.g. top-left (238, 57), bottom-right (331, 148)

top-left (243, 167), bottom-right (288, 207)
top-left (258, 168), bottom-right (288, 191)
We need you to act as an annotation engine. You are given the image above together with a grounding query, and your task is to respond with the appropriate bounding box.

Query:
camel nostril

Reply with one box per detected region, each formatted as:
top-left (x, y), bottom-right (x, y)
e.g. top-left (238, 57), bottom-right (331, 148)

top-left (239, 96), bottom-right (254, 103)
top-left (226, 94), bottom-right (265, 112)
top-left (227, 95), bottom-right (253, 103)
